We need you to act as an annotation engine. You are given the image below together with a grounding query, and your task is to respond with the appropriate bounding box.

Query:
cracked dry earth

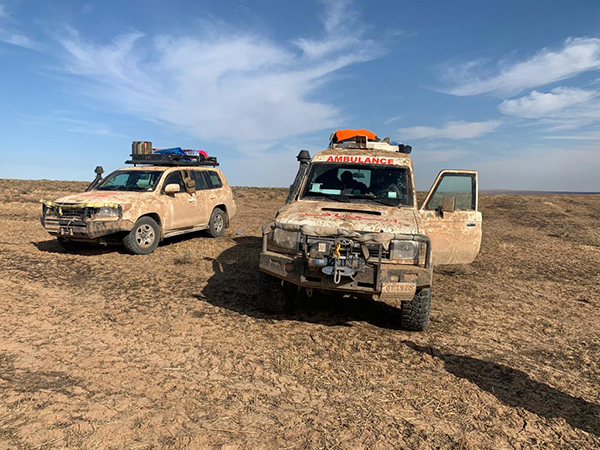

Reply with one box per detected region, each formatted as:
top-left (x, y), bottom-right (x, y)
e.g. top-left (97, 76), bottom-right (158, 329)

top-left (0, 179), bottom-right (599, 449)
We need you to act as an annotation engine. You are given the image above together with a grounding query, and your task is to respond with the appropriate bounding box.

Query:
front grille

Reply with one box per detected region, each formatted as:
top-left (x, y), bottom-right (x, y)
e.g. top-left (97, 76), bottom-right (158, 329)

top-left (47, 204), bottom-right (94, 220)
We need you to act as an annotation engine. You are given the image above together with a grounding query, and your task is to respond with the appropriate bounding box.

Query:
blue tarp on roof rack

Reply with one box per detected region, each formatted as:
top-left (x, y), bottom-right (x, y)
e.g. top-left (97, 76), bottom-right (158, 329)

top-left (153, 147), bottom-right (187, 157)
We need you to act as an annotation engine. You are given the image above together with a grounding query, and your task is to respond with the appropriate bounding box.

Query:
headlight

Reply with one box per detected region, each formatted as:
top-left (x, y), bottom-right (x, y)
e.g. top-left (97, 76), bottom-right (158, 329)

top-left (96, 206), bottom-right (120, 218)
top-left (390, 240), bottom-right (420, 260)
top-left (267, 228), bottom-right (300, 253)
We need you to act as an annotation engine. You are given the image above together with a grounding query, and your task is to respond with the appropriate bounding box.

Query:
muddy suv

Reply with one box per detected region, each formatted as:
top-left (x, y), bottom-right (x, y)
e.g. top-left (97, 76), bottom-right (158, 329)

top-left (41, 154), bottom-right (236, 254)
top-left (258, 130), bottom-right (482, 331)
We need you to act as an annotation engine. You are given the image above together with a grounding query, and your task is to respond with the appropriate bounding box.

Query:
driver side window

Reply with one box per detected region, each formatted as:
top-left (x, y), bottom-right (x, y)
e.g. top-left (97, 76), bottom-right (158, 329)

top-left (162, 171), bottom-right (186, 194)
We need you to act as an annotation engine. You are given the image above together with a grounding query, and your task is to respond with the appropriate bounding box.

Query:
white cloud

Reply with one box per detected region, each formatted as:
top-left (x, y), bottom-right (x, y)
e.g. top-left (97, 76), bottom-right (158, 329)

top-left (412, 148), bottom-right (470, 163)
top-left (0, 30), bottom-right (36, 48)
top-left (53, 1), bottom-right (384, 152)
top-left (21, 113), bottom-right (126, 138)
top-left (0, 4), bottom-right (38, 49)
top-left (444, 37), bottom-right (600, 96)
top-left (476, 147), bottom-right (600, 191)
top-left (293, 0), bottom-right (379, 61)
top-left (499, 87), bottom-right (599, 118)
top-left (398, 120), bottom-right (501, 140)
top-left (542, 132), bottom-right (600, 141)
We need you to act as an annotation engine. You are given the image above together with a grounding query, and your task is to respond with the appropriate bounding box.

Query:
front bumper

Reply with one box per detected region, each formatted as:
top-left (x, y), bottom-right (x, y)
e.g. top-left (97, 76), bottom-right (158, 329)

top-left (41, 216), bottom-right (134, 240)
top-left (259, 229), bottom-right (433, 307)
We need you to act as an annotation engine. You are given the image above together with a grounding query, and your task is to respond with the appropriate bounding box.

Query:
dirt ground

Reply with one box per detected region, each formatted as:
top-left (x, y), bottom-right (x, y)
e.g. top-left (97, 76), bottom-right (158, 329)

top-left (0, 178), bottom-right (598, 449)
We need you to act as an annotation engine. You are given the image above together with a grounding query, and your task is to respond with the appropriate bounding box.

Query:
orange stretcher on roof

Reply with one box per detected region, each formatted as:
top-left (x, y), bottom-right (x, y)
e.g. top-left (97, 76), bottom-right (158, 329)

top-left (332, 129), bottom-right (379, 143)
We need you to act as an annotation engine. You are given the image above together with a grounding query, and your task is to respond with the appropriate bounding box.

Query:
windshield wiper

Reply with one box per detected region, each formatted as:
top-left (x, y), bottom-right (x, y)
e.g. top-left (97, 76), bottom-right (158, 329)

top-left (96, 186), bottom-right (118, 191)
top-left (308, 193), bottom-right (348, 202)
top-left (354, 195), bottom-right (398, 206)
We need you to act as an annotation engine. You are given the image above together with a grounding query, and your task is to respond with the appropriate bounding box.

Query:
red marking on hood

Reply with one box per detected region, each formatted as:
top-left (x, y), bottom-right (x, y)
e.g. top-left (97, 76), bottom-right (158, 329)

top-left (305, 212), bottom-right (397, 223)
top-left (78, 192), bottom-right (121, 198)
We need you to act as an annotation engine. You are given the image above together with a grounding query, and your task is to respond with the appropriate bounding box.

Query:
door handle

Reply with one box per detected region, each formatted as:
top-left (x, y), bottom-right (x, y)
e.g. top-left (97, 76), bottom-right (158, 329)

top-left (466, 223), bottom-right (476, 227)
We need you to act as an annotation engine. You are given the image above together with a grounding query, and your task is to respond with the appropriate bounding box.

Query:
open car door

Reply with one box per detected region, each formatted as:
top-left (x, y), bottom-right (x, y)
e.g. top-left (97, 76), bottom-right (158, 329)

top-left (419, 170), bottom-right (482, 265)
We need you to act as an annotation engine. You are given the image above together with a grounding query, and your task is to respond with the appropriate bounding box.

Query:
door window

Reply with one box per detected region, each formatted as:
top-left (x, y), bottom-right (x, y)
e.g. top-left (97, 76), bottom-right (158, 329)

top-left (425, 173), bottom-right (475, 211)
top-left (192, 171), bottom-right (209, 190)
top-left (162, 171), bottom-right (186, 193)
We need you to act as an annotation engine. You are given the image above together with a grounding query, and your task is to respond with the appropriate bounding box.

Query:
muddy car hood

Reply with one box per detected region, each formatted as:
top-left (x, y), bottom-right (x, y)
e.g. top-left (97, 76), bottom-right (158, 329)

top-left (52, 191), bottom-right (151, 205)
top-left (275, 200), bottom-right (422, 234)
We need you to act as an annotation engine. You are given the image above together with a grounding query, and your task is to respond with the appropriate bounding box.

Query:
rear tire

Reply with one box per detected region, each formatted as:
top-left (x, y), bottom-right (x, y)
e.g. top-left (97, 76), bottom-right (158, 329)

top-left (207, 208), bottom-right (226, 238)
top-left (400, 288), bottom-right (431, 331)
top-left (57, 237), bottom-right (91, 252)
top-left (123, 216), bottom-right (160, 255)
top-left (257, 271), bottom-right (296, 313)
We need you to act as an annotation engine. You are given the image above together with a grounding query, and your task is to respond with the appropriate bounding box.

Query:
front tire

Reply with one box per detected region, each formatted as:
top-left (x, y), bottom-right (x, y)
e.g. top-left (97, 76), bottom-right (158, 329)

top-left (256, 271), bottom-right (296, 314)
top-left (207, 208), bottom-right (226, 238)
top-left (400, 288), bottom-right (431, 331)
top-left (123, 216), bottom-right (160, 255)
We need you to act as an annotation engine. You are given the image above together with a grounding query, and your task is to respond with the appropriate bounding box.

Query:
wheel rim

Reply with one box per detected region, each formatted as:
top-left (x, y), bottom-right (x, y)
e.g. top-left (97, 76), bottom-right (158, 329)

top-left (135, 224), bottom-right (156, 248)
top-left (214, 214), bottom-right (224, 233)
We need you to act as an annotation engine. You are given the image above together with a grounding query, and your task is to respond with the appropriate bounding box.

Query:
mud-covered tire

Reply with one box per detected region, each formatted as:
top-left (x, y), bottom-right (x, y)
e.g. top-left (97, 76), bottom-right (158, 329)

top-left (207, 208), bottom-right (226, 238)
top-left (123, 216), bottom-right (160, 255)
top-left (400, 288), bottom-right (431, 331)
top-left (256, 271), bottom-right (296, 314)
top-left (57, 237), bottom-right (91, 252)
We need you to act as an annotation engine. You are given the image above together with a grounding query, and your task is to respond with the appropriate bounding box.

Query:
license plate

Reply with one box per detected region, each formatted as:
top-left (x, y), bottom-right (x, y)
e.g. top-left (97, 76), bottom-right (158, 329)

top-left (381, 282), bottom-right (416, 297)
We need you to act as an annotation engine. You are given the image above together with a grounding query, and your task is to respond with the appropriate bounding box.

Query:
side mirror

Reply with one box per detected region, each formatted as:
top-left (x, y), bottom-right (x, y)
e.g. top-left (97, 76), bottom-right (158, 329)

top-left (164, 183), bottom-right (180, 194)
top-left (441, 196), bottom-right (456, 213)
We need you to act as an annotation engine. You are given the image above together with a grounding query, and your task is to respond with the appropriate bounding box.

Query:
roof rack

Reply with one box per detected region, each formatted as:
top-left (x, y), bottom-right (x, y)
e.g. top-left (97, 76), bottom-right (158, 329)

top-left (125, 153), bottom-right (219, 167)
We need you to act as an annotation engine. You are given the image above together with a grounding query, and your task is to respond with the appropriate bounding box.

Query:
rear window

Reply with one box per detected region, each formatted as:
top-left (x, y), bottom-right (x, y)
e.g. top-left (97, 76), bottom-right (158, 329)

top-left (204, 171), bottom-right (223, 189)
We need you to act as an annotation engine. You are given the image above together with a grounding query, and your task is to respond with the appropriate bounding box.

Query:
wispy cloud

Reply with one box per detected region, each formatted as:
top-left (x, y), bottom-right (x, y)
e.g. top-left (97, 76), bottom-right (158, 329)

top-left (542, 132), bottom-right (600, 141)
top-left (499, 87), bottom-right (599, 118)
top-left (0, 30), bottom-right (36, 49)
top-left (0, 3), bottom-right (38, 49)
top-left (21, 113), bottom-right (126, 138)
top-left (443, 37), bottom-right (600, 96)
top-left (398, 120), bottom-right (501, 140)
top-left (53, 0), bottom-right (384, 152)
top-left (476, 146), bottom-right (600, 191)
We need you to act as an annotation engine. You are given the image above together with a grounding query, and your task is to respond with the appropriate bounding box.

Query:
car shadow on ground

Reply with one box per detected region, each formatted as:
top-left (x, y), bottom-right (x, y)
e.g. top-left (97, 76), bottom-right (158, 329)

top-left (32, 230), bottom-right (211, 256)
top-left (32, 239), bottom-right (129, 255)
top-left (196, 236), bottom-right (404, 330)
top-left (404, 341), bottom-right (600, 437)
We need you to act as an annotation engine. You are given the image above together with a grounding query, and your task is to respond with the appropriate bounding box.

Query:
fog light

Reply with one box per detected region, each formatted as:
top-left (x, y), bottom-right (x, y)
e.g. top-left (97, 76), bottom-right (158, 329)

top-left (390, 275), bottom-right (399, 282)
top-left (285, 262), bottom-right (295, 273)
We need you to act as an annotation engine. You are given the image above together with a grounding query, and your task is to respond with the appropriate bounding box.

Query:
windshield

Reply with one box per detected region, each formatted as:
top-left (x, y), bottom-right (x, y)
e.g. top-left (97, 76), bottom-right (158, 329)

top-left (96, 170), bottom-right (164, 192)
top-left (301, 163), bottom-right (413, 206)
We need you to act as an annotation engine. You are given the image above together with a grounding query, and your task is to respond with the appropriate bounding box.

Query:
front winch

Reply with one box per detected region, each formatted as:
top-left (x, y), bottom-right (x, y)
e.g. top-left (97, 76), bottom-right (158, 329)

top-left (319, 239), bottom-right (364, 284)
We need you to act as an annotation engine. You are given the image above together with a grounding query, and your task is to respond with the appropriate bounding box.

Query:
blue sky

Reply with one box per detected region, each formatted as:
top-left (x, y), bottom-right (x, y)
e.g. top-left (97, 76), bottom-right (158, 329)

top-left (1, 0), bottom-right (599, 191)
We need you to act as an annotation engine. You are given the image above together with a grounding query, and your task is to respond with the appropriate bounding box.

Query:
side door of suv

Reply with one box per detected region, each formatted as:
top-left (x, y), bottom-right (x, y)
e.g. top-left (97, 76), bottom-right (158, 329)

top-left (193, 169), bottom-right (225, 221)
top-left (191, 169), bottom-right (213, 226)
top-left (161, 170), bottom-right (200, 230)
top-left (418, 170), bottom-right (482, 265)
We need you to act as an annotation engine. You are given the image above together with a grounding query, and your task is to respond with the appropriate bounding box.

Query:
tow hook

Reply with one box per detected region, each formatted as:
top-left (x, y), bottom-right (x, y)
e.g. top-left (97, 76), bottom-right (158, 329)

top-left (321, 242), bottom-right (356, 284)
